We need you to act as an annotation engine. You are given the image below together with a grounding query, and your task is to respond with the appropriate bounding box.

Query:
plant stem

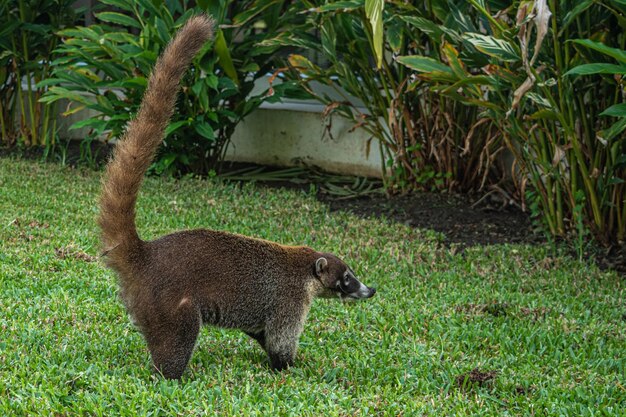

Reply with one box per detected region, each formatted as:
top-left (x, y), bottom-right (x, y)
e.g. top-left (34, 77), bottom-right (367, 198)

top-left (0, 101), bottom-right (7, 142)
top-left (18, 0), bottom-right (37, 145)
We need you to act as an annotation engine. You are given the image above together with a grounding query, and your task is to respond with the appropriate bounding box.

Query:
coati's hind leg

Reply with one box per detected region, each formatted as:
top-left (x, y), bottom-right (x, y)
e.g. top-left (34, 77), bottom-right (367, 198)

top-left (144, 299), bottom-right (201, 379)
top-left (244, 330), bottom-right (266, 351)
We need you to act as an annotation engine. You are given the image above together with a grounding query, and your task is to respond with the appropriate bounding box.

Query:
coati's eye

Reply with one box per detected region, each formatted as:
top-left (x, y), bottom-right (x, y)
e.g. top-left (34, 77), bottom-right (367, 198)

top-left (339, 274), bottom-right (360, 293)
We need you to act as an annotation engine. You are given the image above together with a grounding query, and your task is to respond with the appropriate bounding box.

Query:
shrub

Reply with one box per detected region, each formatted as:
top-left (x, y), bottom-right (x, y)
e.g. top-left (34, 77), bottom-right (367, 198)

top-left (263, 0), bottom-right (507, 193)
top-left (41, 0), bottom-right (289, 174)
top-left (395, 0), bottom-right (626, 244)
top-left (0, 0), bottom-right (77, 148)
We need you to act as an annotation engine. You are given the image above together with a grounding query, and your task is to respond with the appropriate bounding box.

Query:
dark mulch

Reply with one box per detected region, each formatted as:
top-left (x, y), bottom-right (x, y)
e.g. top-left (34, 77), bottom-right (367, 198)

top-left (319, 190), bottom-right (626, 273)
top-left (591, 245), bottom-right (626, 274)
top-left (318, 191), bottom-right (538, 247)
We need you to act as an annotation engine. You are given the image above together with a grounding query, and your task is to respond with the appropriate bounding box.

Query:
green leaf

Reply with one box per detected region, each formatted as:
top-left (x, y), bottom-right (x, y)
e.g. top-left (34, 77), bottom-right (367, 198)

top-left (526, 93), bottom-right (552, 109)
top-left (386, 22), bottom-right (403, 54)
top-left (21, 23), bottom-right (51, 35)
top-left (288, 54), bottom-right (321, 77)
top-left (214, 29), bottom-right (239, 86)
top-left (598, 118), bottom-right (626, 142)
top-left (438, 75), bottom-right (496, 95)
top-left (96, 94), bottom-right (115, 113)
top-left (205, 75), bottom-right (219, 90)
top-left (365, 0), bottom-right (384, 68)
top-left (600, 103), bottom-right (626, 117)
top-left (463, 33), bottom-right (520, 62)
top-left (62, 104), bottom-right (88, 117)
top-left (136, 0), bottom-right (162, 17)
top-left (69, 118), bottom-right (107, 131)
top-left (528, 109), bottom-right (560, 121)
top-left (447, 1), bottom-right (479, 33)
top-left (57, 26), bottom-right (102, 41)
top-left (232, 0), bottom-right (282, 26)
top-left (194, 122), bottom-right (215, 140)
top-left (99, 0), bottom-right (134, 12)
top-left (240, 63), bottom-right (260, 73)
top-left (191, 78), bottom-right (205, 97)
top-left (35, 78), bottom-right (63, 88)
top-left (56, 71), bottom-right (99, 92)
top-left (165, 120), bottom-right (189, 136)
top-left (565, 63), bottom-right (626, 76)
top-left (396, 56), bottom-right (453, 74)
top-left (321, 21), bottom-right (337, 59)
top-left (0, 20), bottom-right (20, 39)
top-left (313, 1), bottom-right (362, 13)
top-left (441, 43), bottom-right (467, 79)
top-left (39, 86), bottom-right (92, 106)
top-left (96, 12), bottom-right (142, 29)
top-left (560, 0), bottom-right (593, 34)
top-left (156, 153), bottom-right (177, 172)
top-left (400, 16), bottom-right (444, 39)
top-left (259, 32), bottom-right (321, 51)
top-left (105, 77), bottom-right (148, 89)
top-left (154, 17), bottom-right (171, 46)
top-left (570, 39), bottom-right (626, 64)
top-left (174, 10), bottom-right (196, 27)
top-left (103, 32), bottom-right (138, 44)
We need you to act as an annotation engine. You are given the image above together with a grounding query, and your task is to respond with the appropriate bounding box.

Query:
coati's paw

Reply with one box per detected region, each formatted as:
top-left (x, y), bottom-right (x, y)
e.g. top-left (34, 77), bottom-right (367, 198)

top-left (268, 351), bottom-right (295, 371)
top-left (153, 359), bottom-right (187, 380)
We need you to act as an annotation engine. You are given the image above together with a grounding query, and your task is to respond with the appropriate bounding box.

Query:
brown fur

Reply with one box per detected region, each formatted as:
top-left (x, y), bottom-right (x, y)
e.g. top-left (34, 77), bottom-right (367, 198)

top-left (98, 15), bottom-right (374, 380)
top-left (98, 15), bottom-right (214, 261)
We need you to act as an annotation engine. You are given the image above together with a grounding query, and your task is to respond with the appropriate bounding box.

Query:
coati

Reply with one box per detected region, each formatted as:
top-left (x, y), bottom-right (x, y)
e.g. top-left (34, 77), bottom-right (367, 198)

top-left (98, 14), bottom-right (376, 380)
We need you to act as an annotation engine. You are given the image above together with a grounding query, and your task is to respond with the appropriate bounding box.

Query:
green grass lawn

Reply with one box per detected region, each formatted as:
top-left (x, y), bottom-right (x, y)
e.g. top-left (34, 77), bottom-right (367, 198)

top-left (1, 157), bottom-right (624, 416)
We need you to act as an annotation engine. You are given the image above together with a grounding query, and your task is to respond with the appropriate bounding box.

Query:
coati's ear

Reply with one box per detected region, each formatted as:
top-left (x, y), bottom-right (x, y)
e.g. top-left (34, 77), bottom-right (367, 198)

top-left (315, 257), bottom-right (328, 277)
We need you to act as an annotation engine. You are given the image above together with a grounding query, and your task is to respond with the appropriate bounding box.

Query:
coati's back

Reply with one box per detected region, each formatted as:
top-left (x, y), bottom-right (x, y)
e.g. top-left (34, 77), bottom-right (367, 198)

top-left (130, 229), bottom-right (318, 330)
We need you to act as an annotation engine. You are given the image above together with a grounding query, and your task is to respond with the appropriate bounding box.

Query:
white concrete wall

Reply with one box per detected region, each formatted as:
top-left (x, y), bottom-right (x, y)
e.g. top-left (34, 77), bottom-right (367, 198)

top-left (227, 107), bottom-right (382, 177)
top-left (53, 98), bottom-right (384, 178)
top-left (226, 76), bottom-right (383, 177)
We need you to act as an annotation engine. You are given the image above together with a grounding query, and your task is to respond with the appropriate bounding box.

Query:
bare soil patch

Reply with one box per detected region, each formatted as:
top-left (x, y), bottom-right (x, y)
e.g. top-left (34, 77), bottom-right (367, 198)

top-left (456, 368), bottom-right (498, 389)
top-left (54, 246), bottom-right (97, 263)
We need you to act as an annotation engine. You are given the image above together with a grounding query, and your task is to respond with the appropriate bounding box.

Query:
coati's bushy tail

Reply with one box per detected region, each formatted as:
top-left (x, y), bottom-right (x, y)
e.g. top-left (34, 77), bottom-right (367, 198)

top-left (98, 15), bottom-right (214, 258)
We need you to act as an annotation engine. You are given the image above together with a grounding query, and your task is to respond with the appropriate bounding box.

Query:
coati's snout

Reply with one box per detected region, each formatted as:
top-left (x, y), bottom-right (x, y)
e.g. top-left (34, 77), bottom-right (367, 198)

top-left (315, 255), bottom-right (376, 300)
top-left (338, 269), bottom-right (377, 300)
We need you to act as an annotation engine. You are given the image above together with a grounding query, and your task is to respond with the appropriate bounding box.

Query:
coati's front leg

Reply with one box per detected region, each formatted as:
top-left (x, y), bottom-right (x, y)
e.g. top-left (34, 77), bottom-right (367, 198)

top-left (144, 299), bottom-right (201, 379)
top-left (264, 322), bottom-right (304, 371)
